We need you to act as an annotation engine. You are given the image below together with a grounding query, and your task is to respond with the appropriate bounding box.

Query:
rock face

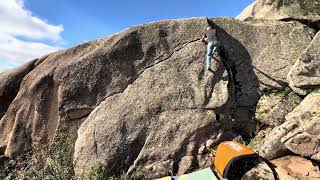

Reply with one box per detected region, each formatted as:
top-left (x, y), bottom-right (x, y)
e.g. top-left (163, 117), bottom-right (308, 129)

top-left (242, 161), bottom-right (276, 180)
top-left (73, 19), bottom-right (314, 178)
top-left (0, 17), bottom-right (316, 179)
top-left (288, 31), bottom-right (320, 95)
top-left (243, 156), bottom-right (320, 180)
top-left (247, 127), bottom-right (272, 152)
top-left (0, 60), bottom-right (36, 120)
top-left (272, 156), bottom-right (320, 180)
top-left (237, 0), bottom-right (320, 28)
top-left (255, 89), bottom-right (302, 126)
top-left (260, 89), bottom-right (320, 160)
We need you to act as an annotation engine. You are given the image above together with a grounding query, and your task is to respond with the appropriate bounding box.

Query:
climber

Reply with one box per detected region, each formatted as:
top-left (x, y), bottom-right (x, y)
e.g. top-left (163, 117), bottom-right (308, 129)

top-left (201, 25), bottom-right (220, 70)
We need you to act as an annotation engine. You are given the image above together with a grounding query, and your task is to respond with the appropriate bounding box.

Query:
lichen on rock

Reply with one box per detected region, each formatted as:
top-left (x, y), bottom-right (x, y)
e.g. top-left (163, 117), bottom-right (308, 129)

top-left (255, 89), bottom-right (302, 126)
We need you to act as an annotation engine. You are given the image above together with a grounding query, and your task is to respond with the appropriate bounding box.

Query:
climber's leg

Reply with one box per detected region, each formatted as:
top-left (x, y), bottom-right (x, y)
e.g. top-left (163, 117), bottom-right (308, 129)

top-left (206, 55), bottom-right (212, 70)
top-left (206, 42), bottom-right (214, 70)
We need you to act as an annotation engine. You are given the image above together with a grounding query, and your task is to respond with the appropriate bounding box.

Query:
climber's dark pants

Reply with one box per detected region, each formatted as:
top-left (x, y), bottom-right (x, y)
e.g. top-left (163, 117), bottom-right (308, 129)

top-left (206, 41), bottom-right (220, 70)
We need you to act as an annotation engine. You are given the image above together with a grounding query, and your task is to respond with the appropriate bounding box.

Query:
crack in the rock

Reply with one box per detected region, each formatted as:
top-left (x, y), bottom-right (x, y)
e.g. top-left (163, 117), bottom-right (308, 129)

top-left (95, 90), bottom-right (124, 108)
top-left (154, 38), bottom-right (202, 62)
top-left (312, 142), bottom-right (319, 155)
top-left (93, 125), bottom-right (98, 158)
top-left (126, 134), bottom-right (151, 177)
top-left (144, 38), bottom-right (202, 71)
top-left (95, 38), bottom-right (202, 109)
top-left (274, 64), bottom-right (288, 72)
top-left (162, 107), bottom-right (216, 113)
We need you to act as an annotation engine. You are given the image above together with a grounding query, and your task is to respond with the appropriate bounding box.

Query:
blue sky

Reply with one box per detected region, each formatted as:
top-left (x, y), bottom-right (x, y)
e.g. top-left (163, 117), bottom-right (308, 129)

top-left (0, 0), bottom-right (254, 72)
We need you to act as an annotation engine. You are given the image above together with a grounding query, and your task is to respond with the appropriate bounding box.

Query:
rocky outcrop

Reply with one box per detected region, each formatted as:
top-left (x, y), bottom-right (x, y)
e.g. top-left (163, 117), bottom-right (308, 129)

top-left (242, 161), bottom-right (275, 180)
top-left (255, 89), bottom-right (302, 126)
top-left (237, 0), bottom-right (320, 29)
top-left (272, 156), bottom-right (320, 180)
top-left (288, 31), bottom-right (320, 95)
top-left (0, 16), bottom-right (316, 179)
top-left (243, 156), bottom-right (320, 180)
top-left (238, 1), bottom-right (320, 164)
top-left (283, 90), bottom-right (320, 160)
top-left (260, 89), bottom-right (320, 160)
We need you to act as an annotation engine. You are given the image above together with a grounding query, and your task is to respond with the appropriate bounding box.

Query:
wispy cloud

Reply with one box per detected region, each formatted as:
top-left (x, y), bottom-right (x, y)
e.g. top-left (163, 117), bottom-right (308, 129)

top-left (0, 0), bottom-right (64, 72)
top-left (0, 59), bottom-right (16, 72)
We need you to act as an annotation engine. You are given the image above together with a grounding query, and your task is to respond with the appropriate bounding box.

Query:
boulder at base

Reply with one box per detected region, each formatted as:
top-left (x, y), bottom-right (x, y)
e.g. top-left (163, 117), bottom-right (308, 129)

top-left (243, 156), bottom-right (320, 180)
top-left (272, 156), bottom-right (320, 180)
top-left (288, 31), bottom-right (320, 95)
top-left (260, 89), bottom-right (320, 160)
top-left (242, 161), bottom-right (275, 180)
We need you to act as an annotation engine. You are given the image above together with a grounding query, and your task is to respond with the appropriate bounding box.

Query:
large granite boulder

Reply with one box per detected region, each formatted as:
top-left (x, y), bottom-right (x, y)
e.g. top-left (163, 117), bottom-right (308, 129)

top-left (260, 89), bottom-right (320, 160)
top-left (288, 31), bottom-right (320, 95)
top-left (73, 19), bottom-right (314, 178)
top-left (0, 17), bottom-right (315, 178)
top-left (237, 0), bottom-right (320, 28)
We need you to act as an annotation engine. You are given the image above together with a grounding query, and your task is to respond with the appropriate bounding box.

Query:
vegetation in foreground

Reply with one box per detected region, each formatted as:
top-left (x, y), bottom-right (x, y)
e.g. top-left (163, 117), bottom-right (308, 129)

top-left (0, 133), bottom-right (125, 180)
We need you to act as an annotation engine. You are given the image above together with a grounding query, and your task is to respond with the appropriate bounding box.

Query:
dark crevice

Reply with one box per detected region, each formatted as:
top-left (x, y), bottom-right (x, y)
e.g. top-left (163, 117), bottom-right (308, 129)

top-left (69, 112), bottom-right (91, 121)
top-left (93, 126), bottom-right (98, 157)
top-left (67, 108), bottom-right (94, 120)
top-left (126, 135), bottom-right (151, 178)
top-left (172, 134), bottom-right (193, 175)
top-left (71, 114), bottom-right (89, 122)
top-left (106, 125), bottom-right (148, 177)
top-left (0, 145), bottom-right (6, 155)
top-left (211, 20), bottom-right (261, 136)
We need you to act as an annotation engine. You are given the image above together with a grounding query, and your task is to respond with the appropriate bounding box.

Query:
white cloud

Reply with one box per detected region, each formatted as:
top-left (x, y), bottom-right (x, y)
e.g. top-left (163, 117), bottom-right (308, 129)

top-left (0, 0), bottom-right (64, 72)
top-left (0, 0), bottom-right (63, 41)
top-left (0, 32), bottom-right (61, 64)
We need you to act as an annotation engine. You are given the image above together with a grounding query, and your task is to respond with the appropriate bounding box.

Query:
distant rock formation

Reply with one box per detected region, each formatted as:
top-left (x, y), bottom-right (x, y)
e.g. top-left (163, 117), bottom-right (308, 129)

top-left (237, 0), bottom-right (320, 29)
